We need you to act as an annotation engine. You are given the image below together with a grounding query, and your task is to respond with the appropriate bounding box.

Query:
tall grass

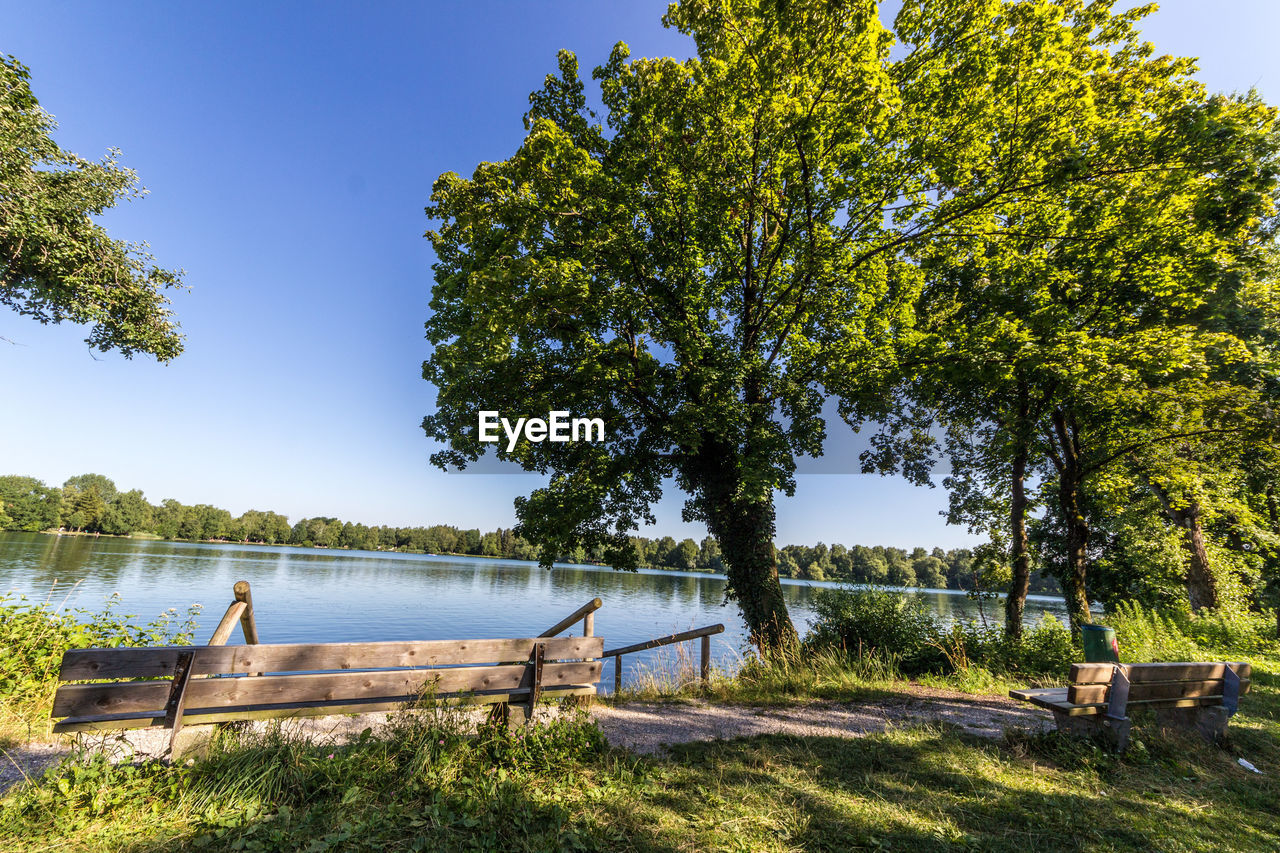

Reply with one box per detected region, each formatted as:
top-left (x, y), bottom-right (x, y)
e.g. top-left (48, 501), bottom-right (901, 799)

top-left (1108, 600), bottom-right (1278, 663)
top-left (0, 590), bottom-right (200, 744)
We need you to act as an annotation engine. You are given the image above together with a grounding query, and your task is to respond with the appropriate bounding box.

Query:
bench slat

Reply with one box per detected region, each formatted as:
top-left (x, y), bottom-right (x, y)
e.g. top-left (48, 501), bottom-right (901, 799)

top-left (51, 685), bottom-right (598, 733)
top-left (59, 636), bottom-right (603, 680)
top-left (52, 660), bottom-right (601, 718)
top-left (1008, 687), bottom-right (1071, 710)
top-left (1068, 662), bottom-right (1250, 685)
top-left (1068, 678), bottom-right (1251, 705)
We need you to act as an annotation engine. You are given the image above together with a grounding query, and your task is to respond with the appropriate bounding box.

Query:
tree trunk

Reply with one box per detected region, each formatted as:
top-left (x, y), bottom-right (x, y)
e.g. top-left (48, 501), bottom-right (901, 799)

top-left (1051, 409), bottom-right (1091, 635)
top-left (1005, 441), bottom-right (1032, 640)
top-left (1005, 384), bottom-right (1033, 640)
top-left (703, 492), bottom-right (798, 651)
top-left (1181, 505), bottom-right (1217, 612)
top-left (688, 439), bottom-right (799, 652)
top-left (1147, 481), bottom-right (1218, 612)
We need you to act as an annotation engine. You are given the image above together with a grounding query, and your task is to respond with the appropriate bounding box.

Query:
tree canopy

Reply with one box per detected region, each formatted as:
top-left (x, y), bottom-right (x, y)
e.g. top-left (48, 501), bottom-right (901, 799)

top-left (423, 0), bottom-right (1280, 647)
top-left (0, 55), bottom-right (184, 360)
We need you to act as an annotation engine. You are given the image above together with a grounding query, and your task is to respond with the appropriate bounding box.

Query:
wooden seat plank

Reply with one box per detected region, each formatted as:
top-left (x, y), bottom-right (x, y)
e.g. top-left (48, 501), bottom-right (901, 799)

top-left (1068, 678), bottom-right (1251, 706)
top-left (53, 660), bottom-right (602, 718)
top-left (52, 685), bottom-right (599, 733)
top-left (1068, 662), bottom-right (1250, 685)
top-left (1007, 687), bottom-right (1104, 716)
top-left (59, 636), bottom-right (603, 680)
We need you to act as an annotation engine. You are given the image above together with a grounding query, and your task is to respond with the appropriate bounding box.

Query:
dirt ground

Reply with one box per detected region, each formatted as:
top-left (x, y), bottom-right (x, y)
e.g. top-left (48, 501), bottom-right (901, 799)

top-left (591, 686), bottom-right (1054, 754)
top-left (1, 686), bottom-right (1053, 793)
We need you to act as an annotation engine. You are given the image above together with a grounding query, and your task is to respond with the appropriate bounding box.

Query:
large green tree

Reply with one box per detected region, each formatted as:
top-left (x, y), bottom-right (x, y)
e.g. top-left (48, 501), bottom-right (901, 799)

top-left (1, 55), bottom-right (184, 360)
top-left (864, 2), bottom-right (1280, 634)
top-left (422, 0), bottom-right (1176, 648)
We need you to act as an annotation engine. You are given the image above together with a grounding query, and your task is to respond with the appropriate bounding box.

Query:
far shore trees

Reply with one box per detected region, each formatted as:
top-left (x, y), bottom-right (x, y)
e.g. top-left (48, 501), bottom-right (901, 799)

top-left (0, 470), bottom-right (1001, 589)
top-left (0, 55), bottom-right (184, 360)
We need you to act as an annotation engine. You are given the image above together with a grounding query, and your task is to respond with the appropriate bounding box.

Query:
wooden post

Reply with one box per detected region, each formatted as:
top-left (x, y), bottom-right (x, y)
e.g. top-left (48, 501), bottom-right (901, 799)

top-left (614, 655), bottom-right (622, 694)
top-left (208, 601), bottom-right (248, 647)
top-left (163, 651), bottom-right (195, 755)
top-left (233, 581), bottom-right (259, 645)
top-left (701, 634), bottom-right (711, 685)
top-left (540, 598), bottom-right (602, 638)
top-left (583, 611), bottom-right (594, 638)
top-left (527, 642), bottom-right (544, 719)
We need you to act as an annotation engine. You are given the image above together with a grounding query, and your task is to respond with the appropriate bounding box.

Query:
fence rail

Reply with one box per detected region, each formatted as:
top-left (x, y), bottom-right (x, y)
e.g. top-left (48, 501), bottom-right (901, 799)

top-left (539, 598), bottom-right (602, 638)
top-left (604, 623), bottom-right (725, 693)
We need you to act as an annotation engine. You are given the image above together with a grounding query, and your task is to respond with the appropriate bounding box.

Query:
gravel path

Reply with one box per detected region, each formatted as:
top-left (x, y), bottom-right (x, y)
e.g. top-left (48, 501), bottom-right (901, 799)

top-left (1, 687), bottom-right (1053, 793)
top-left (592, 687), bottom-right (1055, 754)
top-left (1, 743), bottom-right (67, 794)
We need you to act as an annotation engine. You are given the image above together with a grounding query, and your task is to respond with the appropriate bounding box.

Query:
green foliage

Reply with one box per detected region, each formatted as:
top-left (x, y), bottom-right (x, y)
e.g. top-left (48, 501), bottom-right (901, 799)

top-left (0, 476), bottom-right (60, 532)
top-left (808, 587), bottom-right (946, 672)
top-left (806, 587), bottom-right (1078, 679)
top-left (944, 614), bottom-right (1078, 678)
top-left (1109, 600), bottom-right (1278, 662)
top-left (0, 55), bottom-right (184, 360)
top-left (0, 593), bottom-right (200, 741)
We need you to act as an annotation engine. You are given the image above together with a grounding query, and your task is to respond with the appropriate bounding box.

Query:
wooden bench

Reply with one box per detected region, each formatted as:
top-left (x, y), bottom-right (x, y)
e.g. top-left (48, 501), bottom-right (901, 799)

top-left (49, 582), bottom-right (603, 755)
top-left (1011, 661), bottom-right (1251, 751)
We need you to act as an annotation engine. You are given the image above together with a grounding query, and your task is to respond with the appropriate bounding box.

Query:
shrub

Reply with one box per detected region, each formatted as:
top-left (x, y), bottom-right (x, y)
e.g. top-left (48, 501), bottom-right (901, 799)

top-left (807, 587), bottom-right (945, 673)
top-left (1109, 600), bottom-right (1278, 663)
top-left (0, 592), bottom-right (201, 741)
top-left (948, 614), bottom-right (1077, 677)
top-left (806, 587), bottom-right (1079, 679)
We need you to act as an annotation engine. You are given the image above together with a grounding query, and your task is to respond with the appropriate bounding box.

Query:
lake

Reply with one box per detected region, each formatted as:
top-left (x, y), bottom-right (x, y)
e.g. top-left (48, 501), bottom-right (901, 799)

top-left (0, 532), bottom-right (1072, 690)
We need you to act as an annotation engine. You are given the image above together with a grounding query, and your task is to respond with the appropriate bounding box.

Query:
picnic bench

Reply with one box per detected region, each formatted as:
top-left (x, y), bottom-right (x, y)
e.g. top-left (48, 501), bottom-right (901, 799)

top-left (1011, 661), bottom-right (1251, 751)
top-left (50, 582), bottom-right (603, 755)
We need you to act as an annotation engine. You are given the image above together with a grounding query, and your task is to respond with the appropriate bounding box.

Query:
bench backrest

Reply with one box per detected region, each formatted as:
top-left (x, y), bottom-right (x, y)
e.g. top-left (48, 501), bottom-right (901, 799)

top-left (1067, 661), bottom-right (1251, 709)
top-left (52, 636), bottom-right (603, 733)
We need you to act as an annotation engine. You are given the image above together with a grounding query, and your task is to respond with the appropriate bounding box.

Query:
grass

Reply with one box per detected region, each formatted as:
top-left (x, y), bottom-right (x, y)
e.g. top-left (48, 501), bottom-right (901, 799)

top-left (0, 592), bottom-right (201, 747)
top-left (2, 592), bottom-right (1277, 851)
top-left (1, 656), bottom-right (1277, 851)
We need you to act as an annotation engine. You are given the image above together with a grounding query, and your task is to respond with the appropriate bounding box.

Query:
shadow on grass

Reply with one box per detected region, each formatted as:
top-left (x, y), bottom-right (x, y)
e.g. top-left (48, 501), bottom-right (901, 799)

top-left (6, 706), bottom-right (1278, 853)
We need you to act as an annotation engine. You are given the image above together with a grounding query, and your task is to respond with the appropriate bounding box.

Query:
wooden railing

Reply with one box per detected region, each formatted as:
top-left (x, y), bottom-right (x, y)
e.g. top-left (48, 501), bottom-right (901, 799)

top-left (539, 597), bottom-right (602, 638)
top-left (209, 580), bottom-right (260, 647)
top-left (603, 623), bottom-right (725, 693)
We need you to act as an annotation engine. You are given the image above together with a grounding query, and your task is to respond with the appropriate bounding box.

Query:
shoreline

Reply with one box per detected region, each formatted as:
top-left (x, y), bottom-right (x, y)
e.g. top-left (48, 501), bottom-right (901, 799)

top-left (8, 529), bottom-right (1067, 603)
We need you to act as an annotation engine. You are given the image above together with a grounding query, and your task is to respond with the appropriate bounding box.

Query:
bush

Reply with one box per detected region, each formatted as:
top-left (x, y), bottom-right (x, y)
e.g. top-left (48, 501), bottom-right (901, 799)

top-left (806, 587), bottom-right (1078, 678)
top-left (807, 587), bottom-right (945, 672)
top-left (948, 614), bottom-right (1077, 677)
top-left (0, 593), bottom-right (201, 741)
top-left (1109, 600), bottom-right (1278, 663)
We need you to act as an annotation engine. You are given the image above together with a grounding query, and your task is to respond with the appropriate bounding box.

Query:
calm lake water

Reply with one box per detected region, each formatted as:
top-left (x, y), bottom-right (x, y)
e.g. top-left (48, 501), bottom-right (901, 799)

top-left (0, 532), bottom-right (1072, 690)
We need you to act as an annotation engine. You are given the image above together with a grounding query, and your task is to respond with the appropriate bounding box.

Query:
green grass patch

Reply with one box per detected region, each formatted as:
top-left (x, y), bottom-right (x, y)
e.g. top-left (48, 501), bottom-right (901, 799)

top-left (0, 594), bottom-right (200, 745)
top-left (2, 667), bottom-right (1277, 852)
top-left (2, 594), bottom-right (1277, 851)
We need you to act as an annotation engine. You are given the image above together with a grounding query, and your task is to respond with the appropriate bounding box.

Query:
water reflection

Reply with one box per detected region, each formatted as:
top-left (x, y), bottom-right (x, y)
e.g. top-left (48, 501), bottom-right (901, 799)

top-left (0, 532), bottom-right (1074, 689)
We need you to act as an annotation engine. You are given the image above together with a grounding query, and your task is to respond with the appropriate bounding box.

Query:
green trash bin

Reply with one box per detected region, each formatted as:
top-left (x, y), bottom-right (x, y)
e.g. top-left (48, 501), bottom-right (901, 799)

top-left (1081, 624), bottom-right (1120, 663)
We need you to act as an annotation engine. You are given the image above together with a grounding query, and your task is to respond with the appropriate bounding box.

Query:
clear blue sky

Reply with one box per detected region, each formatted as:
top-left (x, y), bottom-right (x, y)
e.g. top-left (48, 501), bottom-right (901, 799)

top-left (2, 1), bottom-right (1277, 550)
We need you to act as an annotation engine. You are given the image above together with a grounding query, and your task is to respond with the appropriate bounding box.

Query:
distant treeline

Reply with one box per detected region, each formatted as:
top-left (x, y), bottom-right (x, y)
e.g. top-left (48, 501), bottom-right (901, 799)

top-left (0, 473), bottom-right (1059, 593)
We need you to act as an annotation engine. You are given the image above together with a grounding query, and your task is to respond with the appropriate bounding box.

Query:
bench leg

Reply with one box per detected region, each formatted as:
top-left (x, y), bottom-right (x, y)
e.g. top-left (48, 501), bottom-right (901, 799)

top-left (1051, 711), bottom-right (1131, 752)
top-left (486, 702), bottom-right (529, 730)
top-left (1153, 705), bottom-right (1230, 743)
top-left (170, 725), bottom-right (215, 761)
